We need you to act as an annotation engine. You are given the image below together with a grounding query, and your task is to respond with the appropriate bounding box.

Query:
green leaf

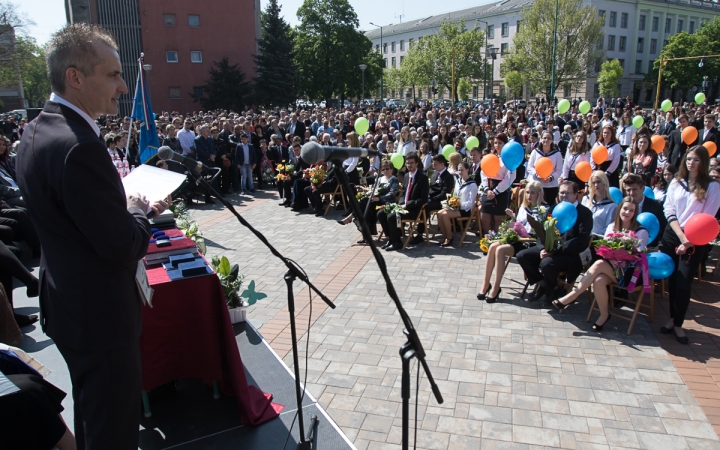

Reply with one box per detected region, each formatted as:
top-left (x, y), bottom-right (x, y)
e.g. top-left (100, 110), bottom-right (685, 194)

top-left (219, 256), bottom-right (231, 276)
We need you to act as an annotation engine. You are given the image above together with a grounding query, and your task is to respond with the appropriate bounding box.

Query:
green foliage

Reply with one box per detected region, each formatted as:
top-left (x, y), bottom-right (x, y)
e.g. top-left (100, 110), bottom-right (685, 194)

top-left (294, 0), bottom-right (381, 101)
top-left (598, 59), bottom-right (623, 97)
top-left (384, 68), bottom-right (406, 98)
top-left (193, 57), bottom-right (251, 112)
top-left (651, 18), bottom-right (720, 90)
top-left (400, 19), bottom-right (487, 101)
top-left (458, 78), bottom-right (471, 101)
top-left (504, 70), bottom-right (524, 99)
top-left (0, 3), bottom-right (34, 88)
top-left (175, 203), bottom-right (206, 255)
top-left (501, 0), bottom-right (604, 96)
top-left (253, 0), bottom-right (298, 108)
top-left (14, 36), bottom-right (49, 107)
top-left (211, 255), bottom-right (245, 308)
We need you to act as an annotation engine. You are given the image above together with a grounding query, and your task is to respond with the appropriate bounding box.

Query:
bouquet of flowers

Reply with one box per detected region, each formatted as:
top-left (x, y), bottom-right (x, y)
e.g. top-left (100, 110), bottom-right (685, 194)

top-left (356, 183), bottom-right (388, 200)
top-left (593, 230), bottom-right (648, 289)
top-left (377, 202), bottom-right (408, 227)
top-left (307, 165), bottom-right (326, 189)
top-left (442, 193), bottom-right (461, 211)
top-left (276, 160), bottom-right (294, 182)
top-left (478, 219), bottom-right (532, 252)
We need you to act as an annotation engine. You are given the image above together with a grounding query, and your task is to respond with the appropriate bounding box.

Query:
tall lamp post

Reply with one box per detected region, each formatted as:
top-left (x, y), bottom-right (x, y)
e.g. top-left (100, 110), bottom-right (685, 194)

top-left (487, 47), bottom-right (498, 124)
top-left (478, 20), bottom-right (490, 101)
top-left (359, 64), bottom-right (367, 102)
top-left (370, 22), bottom-right (392, 101)
top-left (550, 0), bottom-right (559, 101)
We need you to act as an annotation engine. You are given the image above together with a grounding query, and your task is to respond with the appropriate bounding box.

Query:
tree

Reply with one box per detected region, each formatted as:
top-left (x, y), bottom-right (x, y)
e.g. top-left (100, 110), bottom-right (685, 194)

top-left (400, 19), bottom-right (487, 102)
top-left (253, 0), bottom-right (298, 108)
top-left (193, 58), bottom-right (251, 112)
top-left (598, 59), bottom-right (623, 97)
top-left (294, 0), bottom-right (381, 101)
top-left (457, 78), bottom-right (471, 101)
top-left (16, 37), bottom-right (50, 107)
top-left (504, 70), bottom-right (524, 99)
top-left (0, 2), bottom-right (33, 88)
top-left (501, 0), bottom-right (604, 97)
top-left (384, 68), bottom-right (406, 98)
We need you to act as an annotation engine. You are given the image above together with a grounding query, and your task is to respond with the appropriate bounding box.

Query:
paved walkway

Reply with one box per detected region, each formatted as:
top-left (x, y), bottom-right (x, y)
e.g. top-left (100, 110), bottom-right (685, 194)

top-left (193, 189), bottom-right (720, 449)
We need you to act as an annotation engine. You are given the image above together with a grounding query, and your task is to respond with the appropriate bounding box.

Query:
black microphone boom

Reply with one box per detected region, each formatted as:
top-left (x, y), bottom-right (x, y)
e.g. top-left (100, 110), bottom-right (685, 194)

top-left (157, 146), bottom-right (208, 172)
top-left (301, 141), bottom-right (377, 164)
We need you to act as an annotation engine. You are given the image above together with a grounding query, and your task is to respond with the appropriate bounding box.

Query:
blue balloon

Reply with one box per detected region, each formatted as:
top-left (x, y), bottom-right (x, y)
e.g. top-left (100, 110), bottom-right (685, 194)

top-left (609, 187), bottom-right (623, 204)
top-left (644, 186), bottom-right (655, 200)
top-left (637, 212), bottom-right (660, 243)
top-left (501, 141), bottom-right (525, 171)
top-left (553, 201), bottom-right (578, 234)
top-left (648, 252), bottom-right (675, 279)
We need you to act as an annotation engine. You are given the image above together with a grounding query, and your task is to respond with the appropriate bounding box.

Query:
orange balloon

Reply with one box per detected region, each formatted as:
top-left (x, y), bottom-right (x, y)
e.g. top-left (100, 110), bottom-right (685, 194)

top-left (481, 154), bottom-right (500, 178)
top-left (703, 141), bottom-right (717, 157)
top-left (574, 161), bottom-right (592, 182)
top-left (682, 126), bottom-right (698, 145)
top-left (535, 157), bottom-right (553, 179)
top-left (592, 145), bottom-right (608, 165)
top-left (651, 135), bottom-right (665, 154)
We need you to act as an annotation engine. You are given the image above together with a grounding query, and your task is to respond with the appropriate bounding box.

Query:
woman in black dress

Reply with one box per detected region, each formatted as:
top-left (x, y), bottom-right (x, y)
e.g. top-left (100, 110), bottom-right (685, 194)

top-left (480, 133), bottom-right (515, 232)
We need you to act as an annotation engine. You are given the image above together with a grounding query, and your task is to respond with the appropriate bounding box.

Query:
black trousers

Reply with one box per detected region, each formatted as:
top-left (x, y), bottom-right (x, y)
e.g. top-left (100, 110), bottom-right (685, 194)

top-left (358, 197), bottom-right (380, 235)
top-left (308, 181), bottom-right (338, 211)
top-left (660, 227), bottom-right (707, 328)
top-left (378, 208), bottom-right (420, 244)
top-left (417, 200), bottom-right (443, 233)
top-left (0, 207), bottom-right (40, 255)
top-left (278, 178), bottom-right (293, 201)
top-left (292, 179), bottom-right (311, 208)
top-left (544, 187), bottom-right (559, 207)
top-left (57, 342), bottom-right (141, 450)
top-left (516, 246), bottom-right (582, 293)
top-left (219, 164), bottom-right (233, 193)
top-left (0, 238), bottom-right (36, 304)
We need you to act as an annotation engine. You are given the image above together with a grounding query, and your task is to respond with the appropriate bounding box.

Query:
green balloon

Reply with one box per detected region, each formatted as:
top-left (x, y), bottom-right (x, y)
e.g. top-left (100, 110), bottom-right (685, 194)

top-left (632, 115), bottom-right (644, 128)
top-left (661, 99), bottom-right (673, 112)
top-left (390, 153), bottom-right (404, 170)
top-left (465, 136), bottom-right (480, 150)
top-left (354, 117), bottom-right (369, 135)
top-left (695, 92), bottom-right (706, 104)
top-left (442, 145), bottom-right (455, 159)
top-left (557, 99), bottom-right (570, 114)
top-left (578, 101), bottom-right (591, 115)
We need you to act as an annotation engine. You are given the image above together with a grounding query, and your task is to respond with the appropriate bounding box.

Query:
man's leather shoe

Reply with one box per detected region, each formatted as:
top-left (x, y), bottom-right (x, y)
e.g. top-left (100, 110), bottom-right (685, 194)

top-left (14, 313), bottom-right (38, 327)
top-left (314, 209), bottom-right (324, 216)
top-left (381, 241), bottom-right (392, 249)
top-left (408, 235), bottom-right (424, 245)
top-left (385, 242), bottom-right (403, 251)
top-left (527, 286), bottom-right (545, 302)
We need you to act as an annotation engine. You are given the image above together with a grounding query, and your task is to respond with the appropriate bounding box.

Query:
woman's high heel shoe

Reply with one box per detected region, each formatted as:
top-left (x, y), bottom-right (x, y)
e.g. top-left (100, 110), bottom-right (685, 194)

top-left (477, 283), bottom-right (491, 300)
top-left (552, 298), bottom-right (577, 313)
top-left (486, 288), bottom-right (502, 304)
top-left (592, 315), bottom-right (611, 332)
top-left (337, 215), bottom-right (353, 225)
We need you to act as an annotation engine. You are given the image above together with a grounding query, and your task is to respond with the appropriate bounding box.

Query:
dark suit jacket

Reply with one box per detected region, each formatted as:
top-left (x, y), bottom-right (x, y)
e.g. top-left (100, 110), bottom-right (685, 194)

top-left (15, 101), bottom-right (151, 351)
top-left (289, 121), bottom-right (305, 139)
top-left (399, 170), bottom-right (429, 211)
top-left (668, 127), bottom-right (698, 167)
top-left (429, 169), bottom-right (455, 203)
top-left (659, 121), bottom-right (676, 136)
top-left (700, 127), bottom-right (719, 149)
top-left (234, 143), bottom-right (257, 166)
top-left (379, 175), bottom-right (400, 203)
top-left (641, 197), bottom-right (666, 248)
top-left (538, 203), bottom-right (593, 255)
top-left (194, 135), bottom-right (216, 166)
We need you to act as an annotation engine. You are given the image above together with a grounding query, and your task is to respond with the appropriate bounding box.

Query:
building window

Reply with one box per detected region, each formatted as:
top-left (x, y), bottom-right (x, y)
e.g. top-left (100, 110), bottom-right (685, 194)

top-left (608, 35), bottom-right (615, 51)
top-left (418, 89), bottom-right (423, 98)
top-left (517, 21), bottom-right (521, 32)
top-left (409, 38), bottom-right (414, 48)
top-left (391, 41), bottom-right (396, 52)
top-left (598, 37), bottom-right (603, 50)
top-left (473, 86), bottom-right (479, 98)
top-left (383, 43), bottom-right (387, 53)
top-left (635, 60), bottom-right (643, 74)
top-left (598, 10), bottom-right (606, 26)
top-left (400, 40), bottom-right (404, 51)
top-left (621, 13), bottom-right (628, 28)
top-left (665, 18), bottom-right (671, 33)
top-left (501, 43), bottom-right (508, 54)
top-left (648, 60), bottom-right (655, 74)
top-left (637, 38), bottom-right (644, 53)
top-left (594, 83), bottom-right (600, 98)
top-left (190, 51), bottom-right (202, 63)
top-left (391, 56), bottom-right (396, 68)
top-left (690, 21), bottom-right (695, 33)
top-left (400, 55), bottom-right (404, 65)
top-left (639, 15), bottom-right (646, 31)
top-left (188, 14), bottom-right (200, 27)
top-left (169, 87), bottom-right (180, 99)
top-left (163, 14), bottom-right (175, 27)
top-left (618, 59), bottom-right (624, 69)
top-left (664, 39), bottom-right (668, 47)
top-left (650, 39), bottom-right (657, 54)
top-left (193, 87), bottom-right (203, 98)
top-left (595, 61), bottom-right (601, 73)
top-left (619, 36), bottom-right (626, 52)
top-left (502, 22), bottom-right (509, 37)
top-left (610, 12), bottom-right (617, 27)
top-left (488, 25), bottom-right (494, 39)
top-left (652, 16), bottom-right (659, 32)
top-left (384, 58), bottom-right (387, 68)
top-left (564, 85), bottom-right (571, 97)
top-left (166, 51), bottom-right (178, 63)
top-left (375, 44), bottom-right (379, 51)
top-left (678, 19), bottom-right (684, 33)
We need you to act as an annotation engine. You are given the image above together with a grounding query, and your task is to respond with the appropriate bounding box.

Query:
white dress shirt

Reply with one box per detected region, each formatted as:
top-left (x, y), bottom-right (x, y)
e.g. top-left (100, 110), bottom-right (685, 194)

top-left (49, 93), bottom-right (100, 136)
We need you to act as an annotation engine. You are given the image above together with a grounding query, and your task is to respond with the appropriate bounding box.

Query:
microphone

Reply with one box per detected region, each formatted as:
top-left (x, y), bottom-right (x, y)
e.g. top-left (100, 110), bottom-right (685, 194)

top-left (301, 141), bottom-right (377, 164)
top-left (157, 146), bottom-right (209, 172)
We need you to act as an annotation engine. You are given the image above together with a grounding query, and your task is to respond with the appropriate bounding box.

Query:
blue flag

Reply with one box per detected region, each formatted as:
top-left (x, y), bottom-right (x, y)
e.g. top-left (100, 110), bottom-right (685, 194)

top-left (131, 59), bottom-right (159, 164)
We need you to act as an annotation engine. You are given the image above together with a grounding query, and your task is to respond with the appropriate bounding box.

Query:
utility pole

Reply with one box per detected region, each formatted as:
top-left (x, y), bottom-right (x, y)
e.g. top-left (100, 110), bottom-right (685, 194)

top-left (550, 0), bottom-right (558, 100)
top-left (370, 22), bottom-right (393, 101)
top-left (478, 21), bottom-right (490, 101)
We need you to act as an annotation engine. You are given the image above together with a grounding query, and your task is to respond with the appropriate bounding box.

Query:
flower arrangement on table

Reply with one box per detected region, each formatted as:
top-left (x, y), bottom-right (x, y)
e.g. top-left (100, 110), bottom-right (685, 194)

top-left (593, 230), bottom-right (649, 291)
top-left (275, 160), bottom-right (294, 182)
top-left (478, 219), bottom-right (533, 252)
top-left (441, 193), bottom-right (461, 211)
top-left (305, 165), bottom-right (326, 190)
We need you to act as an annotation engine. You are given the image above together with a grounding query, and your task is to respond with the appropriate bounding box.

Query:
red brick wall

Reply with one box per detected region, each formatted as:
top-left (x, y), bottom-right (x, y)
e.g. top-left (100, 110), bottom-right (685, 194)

top-left (138, 0), bottom-right (258, 114)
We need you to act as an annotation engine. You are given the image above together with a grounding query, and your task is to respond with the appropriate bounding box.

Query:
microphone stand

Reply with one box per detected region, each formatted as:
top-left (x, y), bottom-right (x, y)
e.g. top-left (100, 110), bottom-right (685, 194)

top-left (333, 164), bottom-right (443, 450)
top-left (186, 167), bottom-right (334, 450)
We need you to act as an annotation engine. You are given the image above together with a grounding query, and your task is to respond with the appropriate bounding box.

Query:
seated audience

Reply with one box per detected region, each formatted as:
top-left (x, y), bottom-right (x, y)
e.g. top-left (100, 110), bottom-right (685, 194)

top-left (581, 171), bottom-right (616, 236)
top-left (436, 162), bottom-right (477, 247)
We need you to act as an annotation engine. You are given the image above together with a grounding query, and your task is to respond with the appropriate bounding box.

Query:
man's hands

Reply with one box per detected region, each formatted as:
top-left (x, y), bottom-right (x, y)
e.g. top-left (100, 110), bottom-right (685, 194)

top-left (540, 249), bottom-right (549, 259)
top-left (127, 193), bottom-right (168, 219)
top-left (147, 200), bottom-right (168, 219)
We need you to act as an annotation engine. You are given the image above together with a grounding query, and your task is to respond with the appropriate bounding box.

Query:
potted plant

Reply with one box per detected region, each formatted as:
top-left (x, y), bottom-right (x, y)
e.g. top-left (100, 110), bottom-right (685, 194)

top-left (211, 255), bottom-right (245, 323)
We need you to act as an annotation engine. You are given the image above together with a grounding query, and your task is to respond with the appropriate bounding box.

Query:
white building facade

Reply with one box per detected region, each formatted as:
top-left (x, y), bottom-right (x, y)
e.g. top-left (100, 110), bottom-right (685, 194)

top-left (365, 0), bottom-right (720, 105)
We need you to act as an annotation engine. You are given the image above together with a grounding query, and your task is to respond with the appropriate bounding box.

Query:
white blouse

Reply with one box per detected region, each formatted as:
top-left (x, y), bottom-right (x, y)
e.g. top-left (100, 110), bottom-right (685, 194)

top-left (664, 179), bottom-right (720, 228)
top-left (527, 148), bottom-right (563, 188)
top-left (454, 178), bottom-right (478, 212)
top-left (561, 151), bottom-right (592, 180)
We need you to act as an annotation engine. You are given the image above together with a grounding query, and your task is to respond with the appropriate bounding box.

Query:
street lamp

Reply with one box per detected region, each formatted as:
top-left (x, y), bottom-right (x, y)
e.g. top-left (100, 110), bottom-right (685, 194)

top-left (370, 22), bottom-right (392, 101)
top-left (487, 47), bottom-right (498, 125)
top-left (478, 20), bottom-right (490, 102)
top-left (359, 64), bottom-right (367, 102)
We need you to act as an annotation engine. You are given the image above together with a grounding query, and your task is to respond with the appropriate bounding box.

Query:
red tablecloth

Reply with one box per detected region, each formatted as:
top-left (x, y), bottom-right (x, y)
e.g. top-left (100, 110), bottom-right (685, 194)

top-left (141, 255), bottom-right (283, 425)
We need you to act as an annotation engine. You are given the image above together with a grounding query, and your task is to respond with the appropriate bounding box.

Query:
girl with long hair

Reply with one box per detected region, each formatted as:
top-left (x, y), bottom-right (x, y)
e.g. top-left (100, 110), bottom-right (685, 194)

top-left (581, 171), bottom-right (617, 235)
top-left (591, 124), bottom-right (622, 188)
top-left (560, 131), bottom-right (591, 187)
top-left (397, 126), bottom-right (416, 155)
top-left (628, 134), bottom-right (658, 186)
top-left (582, 119), bottom-right (597, 147)
top-left (527, 130), bottom-right (563, 206)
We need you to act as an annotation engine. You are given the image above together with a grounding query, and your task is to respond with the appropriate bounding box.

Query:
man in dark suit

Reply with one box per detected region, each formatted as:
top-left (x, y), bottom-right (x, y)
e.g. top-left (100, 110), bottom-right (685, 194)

top-left (216, 121), bottom-right (234, 194)
top-left (469, 147), bottom-right (483, 184)
top-left (659, 112), bottom-right (676, 136)
top-left (700, 114), bottom-right (719, 149)
top-left (517, 181), bottom-right (594, 303)
top-left (622, 174), bottom-right (666, 248)
top-left (15, 24), bottom-right (166, 448)
top-left (410, 154), bottom-right (454, 244)
top-left (279, 143), bottom-right (309, 207)
top-left (378, 152), bottom-right (430, 251)
top-left (234, 132), bottom-right (256, 195)
top-left (287, 113), bottom-right (306, 140)
top-left (194, 124), bottom-right (218, 202)
top-left (668, 114), bottom-right (698, 167)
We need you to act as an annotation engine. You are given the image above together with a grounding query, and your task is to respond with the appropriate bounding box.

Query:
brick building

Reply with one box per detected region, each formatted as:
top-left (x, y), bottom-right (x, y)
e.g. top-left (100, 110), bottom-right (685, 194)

top-left (66, 0), bottom-right (260, 115)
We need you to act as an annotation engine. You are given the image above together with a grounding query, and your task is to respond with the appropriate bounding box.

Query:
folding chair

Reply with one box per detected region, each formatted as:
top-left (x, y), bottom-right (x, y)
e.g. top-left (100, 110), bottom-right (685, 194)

top-left (454, 195), bottom-right (483, 248)
top-left (322, 184), bottom-right (347, 215)
top-left (401, 204), bottom-right (429, 250)
top-left (587, 280), bottom-right (653, 335)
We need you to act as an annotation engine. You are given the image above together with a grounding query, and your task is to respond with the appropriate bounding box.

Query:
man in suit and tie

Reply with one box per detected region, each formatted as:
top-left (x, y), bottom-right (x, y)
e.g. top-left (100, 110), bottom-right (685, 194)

top-left (235, 132), bottom-right (256, 195)
top-left (409, 154), bottom-right (455, 245)
top-left (668, 114), bottom-right (698, 167)
top-left (659, 112), bottom-right (677, 136)
top-left (15, 24), bottom-right (166, 448)
top-left (517, 181), bottom-right (594, 303)
top-left (378, 152), bottom-right (430, 251)
top-left (469, 147), bottom-right (483, 184)
top-left (700, 114), bottom-right (719, 149)
top-left (622, 174), bottom-right (666, 248)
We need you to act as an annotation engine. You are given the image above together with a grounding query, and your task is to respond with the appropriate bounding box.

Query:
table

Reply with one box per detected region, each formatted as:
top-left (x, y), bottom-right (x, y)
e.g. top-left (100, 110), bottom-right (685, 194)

top-left (140, 235), bottom-right (283, 425)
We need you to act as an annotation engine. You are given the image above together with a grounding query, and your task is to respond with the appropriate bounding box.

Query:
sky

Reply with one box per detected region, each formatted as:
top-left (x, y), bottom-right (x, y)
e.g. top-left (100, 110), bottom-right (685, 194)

top-left (21, 0), bottom-right (494, 44)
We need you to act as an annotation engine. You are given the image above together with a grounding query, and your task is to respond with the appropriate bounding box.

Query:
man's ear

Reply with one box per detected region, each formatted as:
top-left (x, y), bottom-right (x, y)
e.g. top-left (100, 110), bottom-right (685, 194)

top-left (65, 67), bottom-right (84, 91)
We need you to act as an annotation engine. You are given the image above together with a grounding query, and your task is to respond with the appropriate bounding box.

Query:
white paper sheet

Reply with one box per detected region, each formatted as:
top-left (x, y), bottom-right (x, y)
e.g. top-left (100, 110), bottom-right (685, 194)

top-left (121, 165), bottom-right (187, 205)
